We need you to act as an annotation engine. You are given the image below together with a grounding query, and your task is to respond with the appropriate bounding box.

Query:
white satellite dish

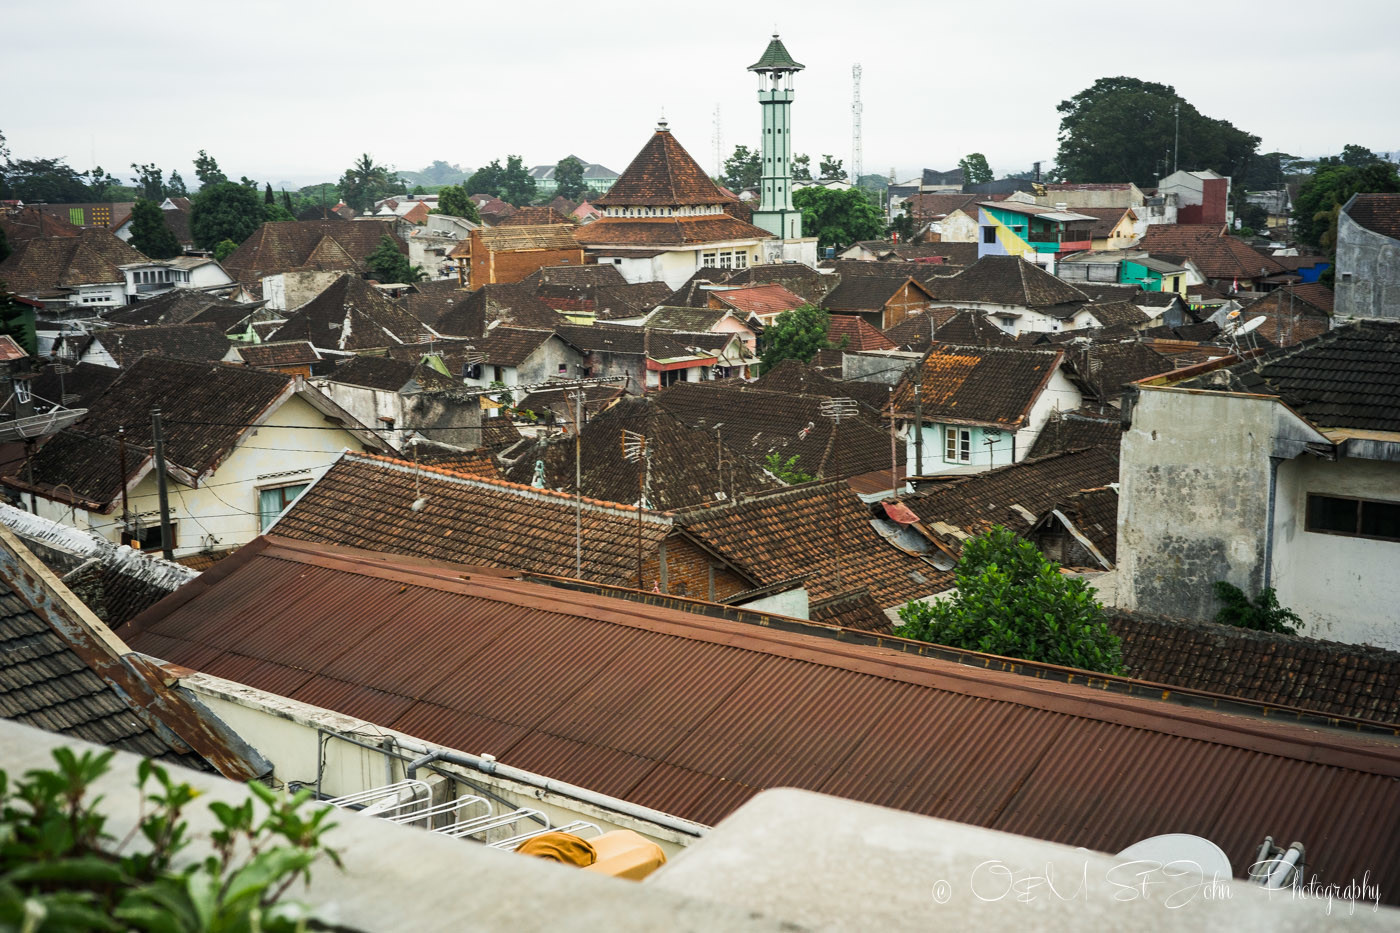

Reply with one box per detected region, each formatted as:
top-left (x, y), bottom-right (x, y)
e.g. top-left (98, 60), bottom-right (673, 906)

top-left (1234, 315), bottom-right (1266, 336)
top-left (0, 408), bottom-right (88, 443)
top-left (1116, 833), bottom-right (1233, 879)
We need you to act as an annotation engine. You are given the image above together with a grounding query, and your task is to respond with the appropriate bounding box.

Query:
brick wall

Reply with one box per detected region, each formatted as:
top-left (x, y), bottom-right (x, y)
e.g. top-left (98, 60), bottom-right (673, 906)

top-left (643, 534), bottom-right (751, 601)
top-left (881, 281), bottom-right (932, 329)
top-left (468, 233), bottom-right (584, 287)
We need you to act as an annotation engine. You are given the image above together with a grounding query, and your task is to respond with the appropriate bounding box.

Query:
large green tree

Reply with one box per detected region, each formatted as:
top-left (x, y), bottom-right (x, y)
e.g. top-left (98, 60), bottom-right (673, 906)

top-left (464, 155), bottom-right (535, 205)
top-left (958, 153), bottom-right (994, 185)
top-left (793, 186), bottom-right (885, 249)
top-left (365, 234), bottom-right (421, 282)
top-left (553, 155), bottom-right (587, 202)
top-left (722, 145), bottom-right (761, 191)
top-left (3, 158), bottom-right (91, 203)
top-left (432, 184), bottom-right (481, 223)
top-left (83, 166), bottom-right (121, 200)
top-left (193, 149), bottom-right (226, 187)
top-left (189, 181), bottom-right (264, 250)
top-left (818, 154), bottom-right (844, 180)
top-left (128, 199), bottom-right (182, 259)
top-left (166, 170), bottom-right (187, 197)
top-left (339, 153), bottom-right (402, 212)
top-left (791, 153), bottom-right (813, 182)
top-left (130, 163), bottom-right (164, 200)
top-left (466, 159), bottom-right (504, 196)
top-left (895, 526), bottom-right (1123, 674)
top-left (759, 304), bottom-right (836, 372)
top-left (1054, 77), bottom-right (1259, 187)
top-left (1292, 160), bottom-right (1400, 250)
top-left (0, 283), bottom-right (37, 356)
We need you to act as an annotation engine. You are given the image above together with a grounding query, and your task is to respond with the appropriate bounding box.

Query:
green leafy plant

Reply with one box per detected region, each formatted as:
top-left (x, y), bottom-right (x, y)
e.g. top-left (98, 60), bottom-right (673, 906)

top-left (763, 452), bottom-right (813, 484)
top-left (1211, 581), bottom-right (1301, 635)
top-left (894, 526), bottom-right (1123, 674)
top-left (0, 747), bottom-right (340, 932)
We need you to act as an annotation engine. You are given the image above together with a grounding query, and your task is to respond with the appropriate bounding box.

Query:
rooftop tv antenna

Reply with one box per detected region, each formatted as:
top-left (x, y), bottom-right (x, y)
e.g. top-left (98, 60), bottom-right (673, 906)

top-left (621, 429), bottom-right (651, 589)
top-left (713, 104), bottom-right (723, 178)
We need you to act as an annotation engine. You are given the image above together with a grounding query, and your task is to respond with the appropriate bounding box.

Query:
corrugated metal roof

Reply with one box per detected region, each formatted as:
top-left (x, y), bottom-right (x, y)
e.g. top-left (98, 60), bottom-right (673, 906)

top-left (123, 536), bottom-right (1400, 902)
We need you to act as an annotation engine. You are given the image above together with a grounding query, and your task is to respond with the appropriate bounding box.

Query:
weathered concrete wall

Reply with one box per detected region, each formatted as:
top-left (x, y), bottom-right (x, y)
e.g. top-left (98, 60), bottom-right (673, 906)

top-left (842, 350), bottom-right (919, 384)
top-left (406, 390), bottom-right (485, 451)
top-left (264, 270), bottom-right (342, 312)
top-left (1273, 455), bottom-right (1400, 649)
top-left (1117, 388), bottom-right (1278, 620)
top-left (1335, 209), bottom-right (1400, 321)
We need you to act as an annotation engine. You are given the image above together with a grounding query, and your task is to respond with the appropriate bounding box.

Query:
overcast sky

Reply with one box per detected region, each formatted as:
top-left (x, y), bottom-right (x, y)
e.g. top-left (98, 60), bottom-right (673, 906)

top-left (7, 0), bottom-right (1400, 191)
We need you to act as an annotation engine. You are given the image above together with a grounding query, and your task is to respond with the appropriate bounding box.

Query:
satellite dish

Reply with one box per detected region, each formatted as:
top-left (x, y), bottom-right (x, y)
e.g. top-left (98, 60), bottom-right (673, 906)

top-left (1116, 834), bottom-right (1233, 879)
top-left (0, 408), bottom-right (87, 444)
top-left (1232, 315), bottom-right (1267, 336)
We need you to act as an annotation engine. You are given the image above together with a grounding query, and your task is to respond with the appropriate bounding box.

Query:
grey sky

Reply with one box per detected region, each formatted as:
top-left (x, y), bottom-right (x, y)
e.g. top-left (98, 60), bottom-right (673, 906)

top-left (7, 0), bottom-right (1400, 190)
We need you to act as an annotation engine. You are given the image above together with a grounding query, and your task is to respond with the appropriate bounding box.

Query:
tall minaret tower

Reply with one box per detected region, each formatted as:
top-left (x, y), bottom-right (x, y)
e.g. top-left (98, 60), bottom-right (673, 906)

top-left (748, 34), bottom-right (804, 241)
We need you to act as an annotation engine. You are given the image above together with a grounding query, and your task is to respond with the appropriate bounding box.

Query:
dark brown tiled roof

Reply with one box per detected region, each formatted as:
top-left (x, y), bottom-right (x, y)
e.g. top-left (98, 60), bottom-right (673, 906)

top-left (1138, 225), bottom-right (1287, 280)
top-left (645, 306), bottom-right (736, 333)
top-left (809, 587), bottom-right (894, 633)
top-left (891, 344), bottom-right (1062, 429)
top-left (902, 193), bottom-right (983, 221)
top-left (0, 229), bottom-right (147, 295)
top-left (593, 282), bottom-right (672, 321)
top-left (553, 323), bottom-right (695, 361)
top-left (828, 315), bottom-right (896, 351)
top-left (273, 452), bottom-right (671, 587)
top-left (523, 263), bottom-right (628, 289)
top-left (399, 279), bottom-right (472, 327)
top-left (752, 359), bottom-right (894, 414)
top-left (270, 274), bottom-right (432, 351)
top-left (931, 255), bottom-right (1089, 309)
top-left (655, 380), bottom-right (898, 479)
top-left (514, 384), bottom-right (626, 425)
top-left (1111, 610), bottom-right (1400, 725)
top-left (1078, 300), bottom-right (1150, 328)
top-left (1344, 192), bottom-right (1400, 239)
top-left (1070, 206), bottom-right (1136, 239)
top-left (1183, 319), bottom-right (1400, 432)
top-left (481, 417), bottom-right (523, 451)
top-left (722, 263), bottom-right (835, 304)
top-left (503, 397), bottom-right (779, 510)
top-left (595, 128), bottom-right (734, 207)
top-left (928, 309), bottom-right (1016, 347)
top-left (94, 323), bottom-right (234, 369)
top-left (1040, 485), bottom-right (1119, 566)
top-left (7, 431), bottom-right (144, 509)
top-left (573, 215), bottom-right (774, 248)
top-left (821, 275), bottom-right (932, 313)
top-left (440, 283), bottom-right (561, 334)
top-left (327, 355), bottom-right (459, 393)
top-left (103, 291), bottom-right (247, 328)
top-left (0, 206), bottom-right (82, 244)
top-left (123, 534), bottom-right (1400, 898)
top-left (472, 326), bottom-right (564, 368)
top-left (881, 308), bottom-right (959, 352)
top-left (1027, 407), bottom-right (1123, 460)
top-left (677, 482), bottom-right (949, 605)
top-left (221, 220), bottom-right (403, 281)
top-left (1060, 340), bottom-right (1173, 404)
top-left (1237, 285), bottom-right (1334, 348)
top-left (235, 341), bottom-right (320, 368)
top-left (900, 447), bottom-right (1120, 556)
top-left (29, 362), bottom-right (119, 412)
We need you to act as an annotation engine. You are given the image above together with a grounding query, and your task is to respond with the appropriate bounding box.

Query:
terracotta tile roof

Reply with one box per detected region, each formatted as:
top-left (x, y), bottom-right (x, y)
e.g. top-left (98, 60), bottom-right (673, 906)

top-left (481, 417), bottom-right (523, 451)
top-left (573, 215), bottom-right (774, 248)
top-left (122, 533), bottom-right (1400, 895)
top-left (498, 206), bottom-right (575, 227)
top-left (94, 323), bottom-right (234, 369)
top-left (655, 380), bottom-right (898, 479)
top-left (235, 341), bottom-right (320, 368)
top-left (0, 228), bottom-right (147, 295)
top-left (412, 443), bottom-right (500, 479)
top-left (0, 206), bottom-right (82, 243)
top-left (272, 451), bottom-right (671, 587)
top-left (821, 275), bottom-right (933, 313)
top-left (1182, 319), bottom-right (1400, 432)
top-left (677, 482), bottom-right (949, 606)
top-left (220, 220), bottom-right (403, 281)
top-left (1137, 225), bottom-right (1287, 280)
top-left (931, 255), bottom-right (1089, 309)
top-left (595, 128), bottom-right (735, 207)
top-left (808, 587), bottom-right (891, 632)
top-left (1028, 407), bottom-right (1123, 460)
top-left (270, 273), bottom-right (435, 351)
top-left (712, 283), bottom-right (808, 316)
top-left (828, 315), bottom-right (896, 351)
top-left (503, 397), bottom-right (780, 510)
top-left (1344, 192), bottom-right (1400, 239)
top-left (900, 447), bottom-right (1120, 556)
top-left (891, 344), bottom-right (1063, 429)
top-left (1111, 610), bottom-right (1400, 725)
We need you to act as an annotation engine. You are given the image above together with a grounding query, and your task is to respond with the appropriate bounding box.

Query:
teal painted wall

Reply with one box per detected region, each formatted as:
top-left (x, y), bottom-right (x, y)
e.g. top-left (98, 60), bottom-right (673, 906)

top-left (1119, 260), bottom-right (1165, 291)
top-left (907, 422), bottom-right (1017, 474)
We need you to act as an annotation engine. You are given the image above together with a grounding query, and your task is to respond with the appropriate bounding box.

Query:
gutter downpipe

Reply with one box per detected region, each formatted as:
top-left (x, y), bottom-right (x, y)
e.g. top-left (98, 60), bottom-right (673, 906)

top-left (406, 748), bottom-right (706, 838)
top-left (1264, 456), bottom-right (1281, 591)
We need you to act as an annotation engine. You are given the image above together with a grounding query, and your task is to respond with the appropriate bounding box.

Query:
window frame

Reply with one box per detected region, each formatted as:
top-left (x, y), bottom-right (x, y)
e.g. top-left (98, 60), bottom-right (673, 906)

top-left (258, 482), bottom-right (309, 532)
top-left (1304, 492), bottom-right (1400, 543)
top-left (944, 426), bottom-right (972, 463)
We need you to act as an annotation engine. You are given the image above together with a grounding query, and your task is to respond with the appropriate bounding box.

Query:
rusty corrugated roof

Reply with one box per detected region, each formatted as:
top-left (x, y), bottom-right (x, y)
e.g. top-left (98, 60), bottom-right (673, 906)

top-left (123, 536), bottom-right (1400, 902)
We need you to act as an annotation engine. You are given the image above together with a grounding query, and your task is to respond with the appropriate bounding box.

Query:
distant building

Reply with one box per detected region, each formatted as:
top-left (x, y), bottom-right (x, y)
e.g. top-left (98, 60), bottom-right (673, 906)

top-left (528, 157), bottom-right (620, 197)
top-left (1157, 169), bottom-right (1231, 226)
top-left (1334, 193), bottom-right (1400, 321)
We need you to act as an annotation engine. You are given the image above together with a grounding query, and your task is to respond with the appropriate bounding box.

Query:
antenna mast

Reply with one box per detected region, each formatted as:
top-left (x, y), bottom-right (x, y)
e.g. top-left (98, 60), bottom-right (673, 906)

top-left (713, 104), bottom-right (723, 178)
top-left (851, 64), bottom-right (863, 186)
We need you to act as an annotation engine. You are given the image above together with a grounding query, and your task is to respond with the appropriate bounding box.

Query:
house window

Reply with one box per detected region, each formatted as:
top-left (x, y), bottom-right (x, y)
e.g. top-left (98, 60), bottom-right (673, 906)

top-left (259, 484), bottom-right (308, 532)
top-left (982, 227), bottom-right (996, 243)
top-left (702, 251), bottom-right (717, 268)
top-left (557, 363), bottom-right (568, 375)
top-left (661, 369), bottom-right (684, 387)
top-left (944, 427), bottom-right (972, 463)
top-left (1306, 494), bottom-right (1400, 542)
top-left (718, 250), bottom-right (734, 269)
top-left (123, 523), bottom-right (176, 551)
top-left (734, 251), bottom-right (748, 269)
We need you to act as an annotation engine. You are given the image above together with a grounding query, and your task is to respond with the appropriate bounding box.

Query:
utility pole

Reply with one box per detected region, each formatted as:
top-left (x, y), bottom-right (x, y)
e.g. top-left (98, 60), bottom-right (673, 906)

top-left (913, 383), bottom-right (924, 476)
top-left (851, 64), bottom-right (863, 187)
top-left (888, 387), bottom-right (898, 499)
top-left (570, 389), bottom-right (583, 578)
top-left (118, 427), bottom-right (130, 536)
top-left (1173, 101), bottom-right (1180, 174)
top-left (150, 409), bottom-right (174, 560)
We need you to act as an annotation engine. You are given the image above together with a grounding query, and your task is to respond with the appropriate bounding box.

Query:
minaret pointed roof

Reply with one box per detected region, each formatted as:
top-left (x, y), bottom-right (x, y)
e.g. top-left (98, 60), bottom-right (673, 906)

top-left (748, 34), bottom-right (804, 72)
top-left (594, 127), bottom-right (734, 207)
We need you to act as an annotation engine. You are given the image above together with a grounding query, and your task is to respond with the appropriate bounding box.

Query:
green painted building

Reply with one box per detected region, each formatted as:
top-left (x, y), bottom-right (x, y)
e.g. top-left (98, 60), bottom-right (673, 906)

top-left (748, 35), bottom-right (804, 241)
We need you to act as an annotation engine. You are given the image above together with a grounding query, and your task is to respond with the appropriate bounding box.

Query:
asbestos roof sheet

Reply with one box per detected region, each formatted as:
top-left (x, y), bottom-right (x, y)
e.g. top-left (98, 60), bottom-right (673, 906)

top-left (122, 534), bottom-right (1400, 903)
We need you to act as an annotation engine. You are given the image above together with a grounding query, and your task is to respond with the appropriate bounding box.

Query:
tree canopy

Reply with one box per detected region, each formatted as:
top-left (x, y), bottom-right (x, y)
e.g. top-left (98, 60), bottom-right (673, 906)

top-left (213, 239), bottom-right (239, 263)
top-left (193, 149), bottom-right (226, 188)
top-left (339, 153), bottom-right (402, 212)
top-left (792, 186), bottom-right (885, 249)
top-left (130, 163), bottom-right (165, 200)
top-left (1054, 77), bottom-right (1259, 187)
top-left (791, 153), bottom-right (813, 182)
top-left (128, 199), bottom-right (182, 259)
top-left (189, 181), bottom-right (265, 251)
top-left (365, 234), bottom-right (419, 283)
top-left (2, 157), bottom-right (92, 203)
top-left (553, 156), bottom-right (587, 202)
top-left (958, 153), bottom-right (994, 185)
top-left (432, 185), bottom-right (481, 223)
top-left (464, 155), bottom-right (535, 206)
top-left (1292, 160), bottom-right (1400, 250)
top-left (818, 155), bottom-right (844, 180)
top-left (759, 304), bottom-right (835, 372)
top-left (722, 145), bottom-right (761, 191)
top-left (894, 526), bottom-right (1123, 674)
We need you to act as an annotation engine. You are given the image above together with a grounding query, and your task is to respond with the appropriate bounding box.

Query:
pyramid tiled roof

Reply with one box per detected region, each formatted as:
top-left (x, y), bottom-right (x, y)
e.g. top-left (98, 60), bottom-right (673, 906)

top-left (220, 220), bottom-right (403, 282)
top-left (931, 255), bottom-right (1089, 309)
top-left (595, 127), bottom-right (735, 207)
top-left (0, 229), bottom-right (146, 296)
top-left (1137, 225), bottom-right (1287, 280)
top-left (270, 273), bottom-right (434, 351)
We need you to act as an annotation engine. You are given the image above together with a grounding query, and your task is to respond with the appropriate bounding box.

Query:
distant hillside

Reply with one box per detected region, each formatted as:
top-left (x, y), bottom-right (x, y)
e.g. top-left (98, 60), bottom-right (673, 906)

top-left (399, 160), bottom-right (472, 187)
